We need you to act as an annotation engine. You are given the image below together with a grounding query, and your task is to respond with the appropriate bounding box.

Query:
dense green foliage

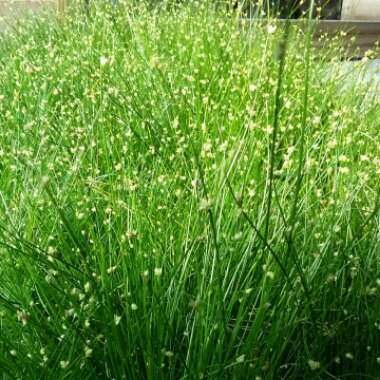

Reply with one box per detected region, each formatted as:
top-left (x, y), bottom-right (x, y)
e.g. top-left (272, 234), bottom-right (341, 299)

top-left (0, 2), bottom-right (379, 379)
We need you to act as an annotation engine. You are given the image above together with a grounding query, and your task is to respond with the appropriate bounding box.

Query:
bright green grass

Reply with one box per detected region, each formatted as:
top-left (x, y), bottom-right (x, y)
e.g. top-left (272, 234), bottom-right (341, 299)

top-left (0, 2), bottom-right (379, 379)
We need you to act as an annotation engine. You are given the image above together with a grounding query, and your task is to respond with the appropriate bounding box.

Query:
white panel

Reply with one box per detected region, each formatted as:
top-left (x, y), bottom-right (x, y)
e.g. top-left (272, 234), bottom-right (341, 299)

top-left (342, 0), bottom-right (380, 20)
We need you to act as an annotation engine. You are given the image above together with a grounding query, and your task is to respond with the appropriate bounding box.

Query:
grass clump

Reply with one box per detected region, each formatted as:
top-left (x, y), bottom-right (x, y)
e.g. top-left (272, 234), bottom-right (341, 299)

top-left (0, 2), bottom-right (379, 379)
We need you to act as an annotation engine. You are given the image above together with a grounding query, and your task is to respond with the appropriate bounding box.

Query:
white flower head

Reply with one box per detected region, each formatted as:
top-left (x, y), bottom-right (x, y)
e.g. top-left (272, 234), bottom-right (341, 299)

top-left (100, 56), bottom-right (109, 66)
top-left (267, 24), bottom-right (277, 34)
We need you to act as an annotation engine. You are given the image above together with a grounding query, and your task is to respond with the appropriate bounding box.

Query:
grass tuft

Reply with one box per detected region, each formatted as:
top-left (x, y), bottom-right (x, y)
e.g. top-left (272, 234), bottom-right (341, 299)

top-left (0, 1), bottom-right (379, 379)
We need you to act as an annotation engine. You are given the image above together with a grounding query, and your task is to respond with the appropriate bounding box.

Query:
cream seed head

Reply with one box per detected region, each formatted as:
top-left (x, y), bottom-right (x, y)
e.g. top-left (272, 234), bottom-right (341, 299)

top-left (84, 346), bottom-right (93, 358)
top-left (60, 360), bottom-right (69, 369)
top-left (107, 266), bottom-right (117, 274)
top-left (99, 56), bottom-right (109, 66)
top-left (307, 359), bottom-right (320, 370)
top-left (267, 24), bottom-right (277, 34)
top-left (199, 198), bottom-right (212, 211)
top-left (236, 354), bottom-right (245, 363)
top-left (114, 315), bottom-right (122, 326)
top-left (16, 310), bottom-right (28, 326)
top-left (84, 282), bottom-right (91, 293)
top-left (345, 352), bottom-right (354, 360)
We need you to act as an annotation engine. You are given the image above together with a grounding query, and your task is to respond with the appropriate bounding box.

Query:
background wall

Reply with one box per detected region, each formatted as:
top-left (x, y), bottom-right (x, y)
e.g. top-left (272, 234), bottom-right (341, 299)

top-left (342, 0), bottom-right (380, 20)
top-left (0, 0), bottom-right (56, 30)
